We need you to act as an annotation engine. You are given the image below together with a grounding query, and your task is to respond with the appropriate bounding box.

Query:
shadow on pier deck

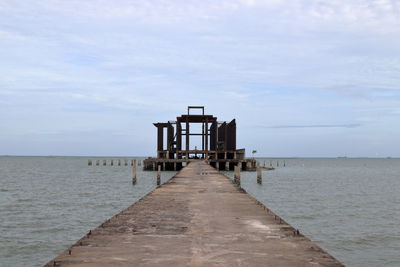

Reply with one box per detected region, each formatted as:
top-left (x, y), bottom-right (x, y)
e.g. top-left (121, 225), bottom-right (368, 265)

top-left (45, 161), bottom-right (343, 267)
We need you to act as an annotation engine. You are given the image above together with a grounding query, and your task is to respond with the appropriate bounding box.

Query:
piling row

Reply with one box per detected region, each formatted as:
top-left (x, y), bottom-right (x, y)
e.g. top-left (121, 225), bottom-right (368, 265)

top-left (88, 159), bottom-right (143, 166)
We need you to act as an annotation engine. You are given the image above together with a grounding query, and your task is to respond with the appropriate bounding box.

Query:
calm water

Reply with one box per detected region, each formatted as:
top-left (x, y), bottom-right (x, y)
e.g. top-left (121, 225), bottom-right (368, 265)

top-left (0, 156), bottom-right (176, 266)
top-left (1, 157), bottom-right (400, 266)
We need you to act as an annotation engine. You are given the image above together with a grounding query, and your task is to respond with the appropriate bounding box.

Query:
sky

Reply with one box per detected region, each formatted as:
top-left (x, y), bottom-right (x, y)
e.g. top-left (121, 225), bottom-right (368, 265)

top-left (0, 0), bottom-right (399, 157)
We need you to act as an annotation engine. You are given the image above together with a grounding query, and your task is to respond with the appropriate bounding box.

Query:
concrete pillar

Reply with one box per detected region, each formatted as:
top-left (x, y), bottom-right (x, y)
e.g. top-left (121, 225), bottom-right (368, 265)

top-left (131, 160), bottom-right (137, 184)
top-left (216, 161), bottom-right (219, 170)
top-left (163, 162), bottom-right (166, 171)
top-left (257, 163), bottom-right (262, 184)
top-left (234, 166), bottom-right (237, 183)
top-left (157, 165), bottom-right (161, 186)
top-left (234, 152), bottom-right (237, 160)
top-left (174, 162), bottom-right (177, 171)
top-left (225, 162), bottom-right (229, 171)
top-left (224, 152), bottom-right (227, 159)
top-left (234, 165), bottom-right (241, 186)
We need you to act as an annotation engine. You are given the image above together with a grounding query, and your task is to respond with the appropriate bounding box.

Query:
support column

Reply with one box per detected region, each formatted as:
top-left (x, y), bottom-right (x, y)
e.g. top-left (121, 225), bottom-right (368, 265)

top-left (157, 125), bottom-right (164, 152)
top-left (157, 165), bottom-right (161, 186)
top-left (257, 163), bottom-right (262, 184)
top-left (205, 118), bottom-right (209, 158)
top-left (186, 119), bottom-right (189, 152)
top-left (131, 160), bottom-right (137, 184)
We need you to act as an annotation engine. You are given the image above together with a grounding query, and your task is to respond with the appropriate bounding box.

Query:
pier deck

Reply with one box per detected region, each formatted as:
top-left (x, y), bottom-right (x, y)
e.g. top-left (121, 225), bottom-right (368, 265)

top-left (46, 161), bottom-right (342, 266)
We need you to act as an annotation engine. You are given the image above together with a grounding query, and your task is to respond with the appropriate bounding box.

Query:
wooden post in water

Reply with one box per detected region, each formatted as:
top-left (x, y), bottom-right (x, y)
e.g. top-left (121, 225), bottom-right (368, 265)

top-left (157, 165), bottom-right (161, 186)
top-left (284, 160), bottom-right (286, 167)
top-left (118, 159), bottom-right (121, 166)
top-left (234, 165), bottom-right (241, 186)
top-left (111, 160), bottom-right (113, 166)
top-left (237, 165), bottom-right (241, 186)
top-left (131, 159), bottom-right (137, 184)
top-left (277, 161), bottom-right (279, 167)
top-left (88, 160), bottom-right (92, 166)
top-left (257, 163), bottom-right (262, 184)
top-left (96, 160), bottom-right (99, 166)
top-left (103, 160), bottom-right (106, 166)
top-left (270, 161), bottom-right (272, 167)
top-left (124, 160), bottom-right (128, 166)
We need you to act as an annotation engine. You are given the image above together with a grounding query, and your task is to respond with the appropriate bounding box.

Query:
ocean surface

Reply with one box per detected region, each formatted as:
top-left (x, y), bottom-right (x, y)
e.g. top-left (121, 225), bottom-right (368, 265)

top-left (1, 157), bottom-right (399, 266)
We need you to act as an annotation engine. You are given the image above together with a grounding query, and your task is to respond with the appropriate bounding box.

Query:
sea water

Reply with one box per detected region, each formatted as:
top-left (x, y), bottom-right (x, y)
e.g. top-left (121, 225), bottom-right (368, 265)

top-left (1, 156), bottom-right (399, 266)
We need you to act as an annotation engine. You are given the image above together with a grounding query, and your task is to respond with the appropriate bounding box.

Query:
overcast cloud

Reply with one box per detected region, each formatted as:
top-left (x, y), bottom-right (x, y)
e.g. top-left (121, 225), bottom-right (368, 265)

top-left (0, 0), bottom-right (399, 157)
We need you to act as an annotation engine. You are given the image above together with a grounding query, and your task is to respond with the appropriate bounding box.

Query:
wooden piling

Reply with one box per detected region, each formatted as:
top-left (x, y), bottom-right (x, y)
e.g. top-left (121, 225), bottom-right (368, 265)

top-left (234, 165), bottom-right (241, 186)
top-left (88, 160), bottom-right (92, 166)
top-left (124, 160), bottom-right (128, 166)
top-left (157, 165), bottom-right (161, 186)
top-left (118, 159), bottom-right (121, 166)
top-left (131, 160), bottom-right (137, 184)
top-left (257, 163), bottom-right (262, 184)
top-left (111, 160), bottom-right (113, 166)
top-left (96, 160), bottom-right (99, 166)
top-left (103, 160), bottom-right (106, 166)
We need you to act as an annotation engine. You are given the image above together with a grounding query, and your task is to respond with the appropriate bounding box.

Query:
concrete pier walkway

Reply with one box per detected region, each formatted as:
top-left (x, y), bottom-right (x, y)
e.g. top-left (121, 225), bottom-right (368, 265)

top-left (46, 161), bottom-right (342, 266)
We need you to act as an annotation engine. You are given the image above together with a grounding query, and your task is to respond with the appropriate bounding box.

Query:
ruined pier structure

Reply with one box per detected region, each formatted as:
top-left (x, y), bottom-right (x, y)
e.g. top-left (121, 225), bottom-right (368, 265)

top-left (144, 106), bottom-right (256, 171)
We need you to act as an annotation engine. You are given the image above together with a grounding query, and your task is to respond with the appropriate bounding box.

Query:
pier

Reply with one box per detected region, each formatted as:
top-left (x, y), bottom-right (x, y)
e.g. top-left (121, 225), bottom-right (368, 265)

top-left (46, 161), bottom-right (342, 266)
top-left (143, 106), bottom-right (257, 171)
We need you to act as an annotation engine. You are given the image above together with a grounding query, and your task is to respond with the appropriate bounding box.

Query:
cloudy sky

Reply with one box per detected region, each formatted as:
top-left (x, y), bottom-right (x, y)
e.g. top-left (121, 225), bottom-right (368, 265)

top-left (1, 0), bottom-right (399, 157)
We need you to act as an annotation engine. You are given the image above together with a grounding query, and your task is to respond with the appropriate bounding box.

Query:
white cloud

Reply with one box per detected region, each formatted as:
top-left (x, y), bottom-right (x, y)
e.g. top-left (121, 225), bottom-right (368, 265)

top-left (0, 0), bottom-right (400, 156)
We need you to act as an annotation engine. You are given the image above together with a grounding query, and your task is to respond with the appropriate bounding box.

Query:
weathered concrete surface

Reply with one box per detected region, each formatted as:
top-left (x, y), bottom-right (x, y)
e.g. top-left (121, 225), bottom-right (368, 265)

top-left (46, 161), bottom-right (343, 267)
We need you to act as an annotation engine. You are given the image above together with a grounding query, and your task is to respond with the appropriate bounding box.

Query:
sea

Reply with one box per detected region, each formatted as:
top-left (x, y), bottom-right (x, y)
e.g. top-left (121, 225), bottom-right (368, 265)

top-left (0, 156), bottom-right (399, 266)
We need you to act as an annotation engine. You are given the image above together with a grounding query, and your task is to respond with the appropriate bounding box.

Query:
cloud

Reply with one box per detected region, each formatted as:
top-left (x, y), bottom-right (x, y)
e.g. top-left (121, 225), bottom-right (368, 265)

top-left (0, 0), bottom-right (399, 156)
